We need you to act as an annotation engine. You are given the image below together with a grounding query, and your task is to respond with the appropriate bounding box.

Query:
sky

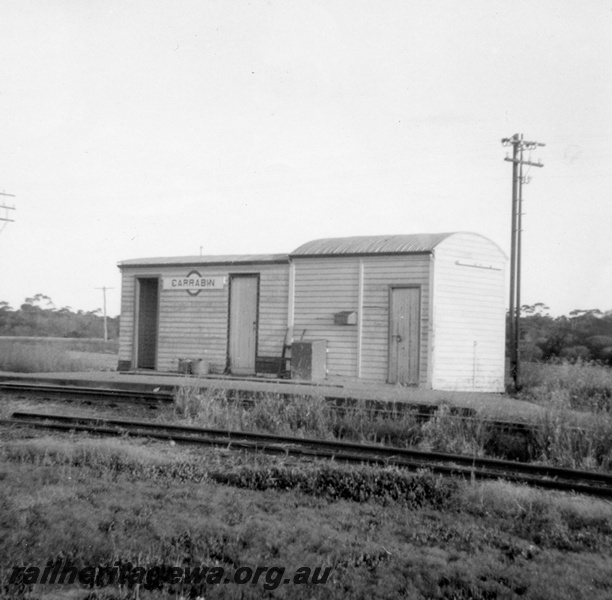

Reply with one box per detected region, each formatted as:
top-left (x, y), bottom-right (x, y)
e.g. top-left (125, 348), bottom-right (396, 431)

top-left (0, 0), bottom-right (611, 318)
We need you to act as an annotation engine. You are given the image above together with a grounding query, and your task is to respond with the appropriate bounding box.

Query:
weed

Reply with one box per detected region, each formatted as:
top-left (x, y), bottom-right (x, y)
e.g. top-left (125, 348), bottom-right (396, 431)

top-left (512, 362), bottom-right (612, 470)
top-left (530, 408), bottom-right (612, 471)
top-left (209, 463), bottom-right (458, 508)
top-left (462, 479), bottom-right (612, 552)
top-left (169, 366), bottom-right (612, 472)
top-left (330, 399), bottom-right (423, 447)
top-left (417, 404), bottom-right (490, 456)
top-left (522, 360), bottom-right (612, 413)
top-left (173, 387), bottom-right (445, 449)
top-left (173, 386), bottom-right (336, 439)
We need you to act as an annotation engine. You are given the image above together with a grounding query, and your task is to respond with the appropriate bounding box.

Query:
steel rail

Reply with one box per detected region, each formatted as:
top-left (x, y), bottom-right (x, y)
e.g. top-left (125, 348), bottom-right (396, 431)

top-left (5, 411), bottom-right (593, 479)
top-left (4, 411), bottom-right (612, 497)
top-left (3, 411), bottom-right (552, 476)
top-left (0, 382), bottom-right (439, 422)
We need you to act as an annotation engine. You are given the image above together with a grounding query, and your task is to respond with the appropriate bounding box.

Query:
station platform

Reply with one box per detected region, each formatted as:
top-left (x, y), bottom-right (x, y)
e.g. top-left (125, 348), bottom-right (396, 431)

top-left (0, 370), bottom-right (544, 421)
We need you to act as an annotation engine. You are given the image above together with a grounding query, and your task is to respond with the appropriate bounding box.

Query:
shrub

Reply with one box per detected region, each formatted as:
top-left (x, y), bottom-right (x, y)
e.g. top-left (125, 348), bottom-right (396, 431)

top-left (520, 342), bottom-right (544, 362)
top-left (209, 463), bottom-right (458, 508)
top-left (586, 336), bottom-right (612, 364)
top-left (560, 345), bottom-right (591, 362)
top-left (601, 346), bottom-right (612, 365)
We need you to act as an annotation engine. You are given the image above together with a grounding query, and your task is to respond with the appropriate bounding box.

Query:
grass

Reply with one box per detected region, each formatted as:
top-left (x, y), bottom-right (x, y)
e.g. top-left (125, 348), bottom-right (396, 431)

top-left (516, 361), bottom-right (612, 471)
top-left (520, 359), bottom-right (612, 413)
top-left (0, 337), bottom-right (118, 372)
top-left (173, 386), bottom-right (337, 440)
top-left (1, 434), bottom-right (612, 599)
top-left (172, 386), bottom-right (493, 457)
top-left (170, 363), bottom-right (612, 473)
top-left (528, 408), bottom-right (612, 471)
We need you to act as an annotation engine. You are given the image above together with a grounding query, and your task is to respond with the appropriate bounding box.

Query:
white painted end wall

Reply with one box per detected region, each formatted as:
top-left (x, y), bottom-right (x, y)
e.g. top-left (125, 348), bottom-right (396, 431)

top-left (431, 233), bottom-right (507, 392)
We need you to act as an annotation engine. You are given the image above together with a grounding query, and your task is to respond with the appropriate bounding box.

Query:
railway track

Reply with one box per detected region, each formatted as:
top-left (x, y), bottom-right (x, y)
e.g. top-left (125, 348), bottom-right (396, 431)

top-left (0, 382), bottom-right (174, 404)
top-left (4, 411), bottom-right (612, 498)
top-left (0, 381), bottom-right (534, 433)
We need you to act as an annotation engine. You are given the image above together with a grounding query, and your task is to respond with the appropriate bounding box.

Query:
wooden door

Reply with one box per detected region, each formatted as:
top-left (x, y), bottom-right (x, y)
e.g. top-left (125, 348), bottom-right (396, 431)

top-left (136, 278), bottom-right (159, 369)
top-left (388, 287), bottom-right (420, 384)
top-left (228, 275), bottom-right (258, 375)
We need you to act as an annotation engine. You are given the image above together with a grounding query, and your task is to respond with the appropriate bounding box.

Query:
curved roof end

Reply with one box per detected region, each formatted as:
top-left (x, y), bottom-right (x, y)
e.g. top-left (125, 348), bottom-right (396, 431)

top-left (290, 232), bottom-right (457, 257)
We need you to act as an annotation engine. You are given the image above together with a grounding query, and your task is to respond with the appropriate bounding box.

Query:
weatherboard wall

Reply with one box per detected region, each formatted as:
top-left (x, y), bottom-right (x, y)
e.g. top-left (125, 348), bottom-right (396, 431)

top-left (431, 233), bottom-right (507, 392)
top-left (291, 257), bottom-right (360, 378)
top-left (117, 232), bottom-right (507, 392)
top-left (118, 268), bottom-right (137, 366)
top-left (361, 255), bottom-right (431, 384)
top-left (118, 262), bottom-right (289, 373)
top-left (290, 254), bottom-right (431, 384)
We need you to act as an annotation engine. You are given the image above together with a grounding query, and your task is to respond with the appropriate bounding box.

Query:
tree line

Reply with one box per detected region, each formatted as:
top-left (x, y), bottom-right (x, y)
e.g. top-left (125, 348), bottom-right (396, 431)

top-left (1, 295), bottom-right (610, 363)
top-left (515, 303), bottom-right (612, 364)
top-left (0, 294), bottom-right (119, 339)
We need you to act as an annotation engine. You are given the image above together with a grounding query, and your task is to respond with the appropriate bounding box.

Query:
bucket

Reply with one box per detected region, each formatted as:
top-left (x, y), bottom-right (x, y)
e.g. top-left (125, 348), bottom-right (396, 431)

top-left (178, 359), bottom-right (192, 374)
top-left (191, 358), bottom-right (209, 376)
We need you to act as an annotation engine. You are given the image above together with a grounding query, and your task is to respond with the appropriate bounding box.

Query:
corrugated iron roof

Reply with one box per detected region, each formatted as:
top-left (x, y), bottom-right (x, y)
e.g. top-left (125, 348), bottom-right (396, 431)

top-left (290, 233), bottom-right (456, 256)
top-left (118, 254), bottom-right (289, 268)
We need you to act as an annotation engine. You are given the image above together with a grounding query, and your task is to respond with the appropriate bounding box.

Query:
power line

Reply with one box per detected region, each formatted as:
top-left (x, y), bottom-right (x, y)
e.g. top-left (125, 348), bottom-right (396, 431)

top-left (501, 134), bottom-right (545, 392)
top-left (0, 191), bottom-right (16, 232)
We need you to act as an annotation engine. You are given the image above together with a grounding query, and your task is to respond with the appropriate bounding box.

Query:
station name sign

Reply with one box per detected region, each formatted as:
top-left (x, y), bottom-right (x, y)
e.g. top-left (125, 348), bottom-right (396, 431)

top-left (162, 271), bottom-right (227, 296)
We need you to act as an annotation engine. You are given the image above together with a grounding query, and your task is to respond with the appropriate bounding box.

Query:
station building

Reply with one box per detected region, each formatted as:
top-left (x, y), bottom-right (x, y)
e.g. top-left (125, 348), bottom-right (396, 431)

top-left (117, 232), bottom-right (507, 392)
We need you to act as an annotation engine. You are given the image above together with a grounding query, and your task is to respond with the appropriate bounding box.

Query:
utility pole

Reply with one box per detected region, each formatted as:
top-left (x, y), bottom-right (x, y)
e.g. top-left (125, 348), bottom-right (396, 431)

top-left (501, 134), bottom-right (544, 391)
top-left (95, 286), bottom-right (114, 342)
top-left (0, 191), bottom-right (16, 231)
